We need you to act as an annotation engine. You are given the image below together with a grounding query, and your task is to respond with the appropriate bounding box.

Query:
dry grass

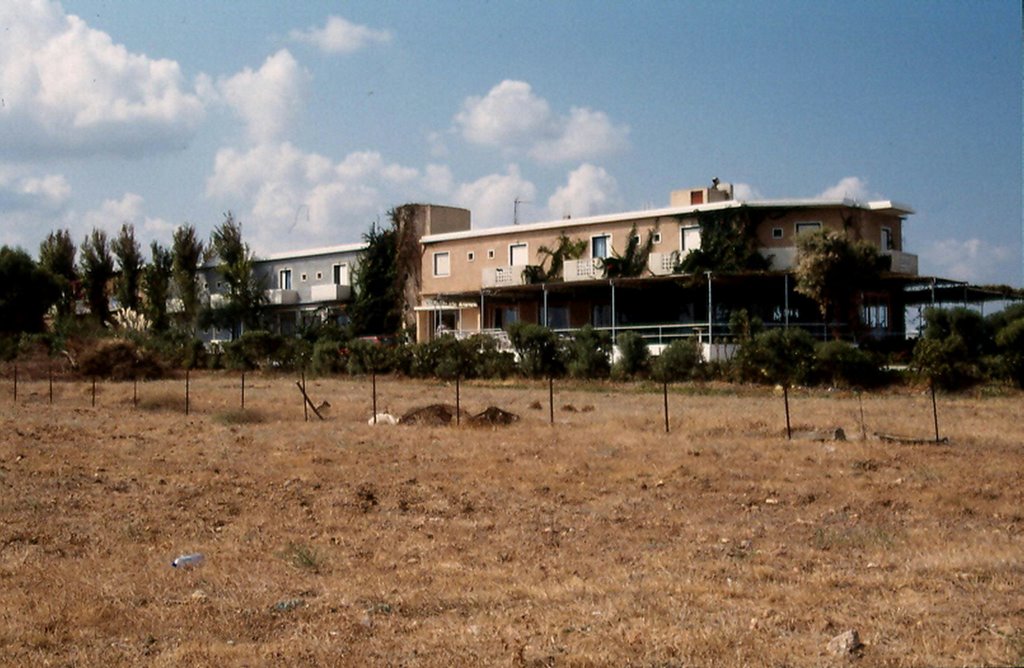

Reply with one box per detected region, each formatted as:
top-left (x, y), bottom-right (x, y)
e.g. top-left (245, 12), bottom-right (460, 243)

top-left (0, 372), bottom-right (1021, 666)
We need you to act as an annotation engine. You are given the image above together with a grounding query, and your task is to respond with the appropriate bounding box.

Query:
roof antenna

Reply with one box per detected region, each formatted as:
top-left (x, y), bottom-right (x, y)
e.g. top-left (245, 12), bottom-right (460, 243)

top-left (513, 197), bottom-right (531, 225)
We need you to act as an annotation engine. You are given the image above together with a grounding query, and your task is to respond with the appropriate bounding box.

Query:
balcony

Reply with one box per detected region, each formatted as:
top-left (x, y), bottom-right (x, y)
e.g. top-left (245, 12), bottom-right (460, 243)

top-left (563, 257), bottom-right (603, 282)
top-left (265, 288), bottom-right (300, 305)
top-left (482, 265), bottom-right (529, 288)
top-left (310, 283), bottom-right (351, 302)
top-left (884, 250), bottom-right (918, 276)
top-left (648, 252), bottom-right (678, 276)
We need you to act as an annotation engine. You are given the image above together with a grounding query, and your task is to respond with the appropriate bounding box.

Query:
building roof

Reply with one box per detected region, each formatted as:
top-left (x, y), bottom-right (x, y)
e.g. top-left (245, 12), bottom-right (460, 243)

top-left (420, 198), bottom-right (914, 244)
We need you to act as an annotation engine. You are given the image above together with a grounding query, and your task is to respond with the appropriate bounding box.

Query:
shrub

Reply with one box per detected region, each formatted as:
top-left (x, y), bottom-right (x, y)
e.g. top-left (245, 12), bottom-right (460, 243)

top-left (612, 331), bottom-right (650, 380)
top-left (911, 335), bottom-right (980, 391)
top-left (652, 337), bottom-right (703, 382)
top-left (508, 322), bottom-right (564, 378)
top-left (813, 340), bottom-right (884, 388)
top-left (993, 318), bottom-right (1024, 388)
top-left (467, 334), bottom-right (517, 379)
top-left (311, 338), bottom-right (345, 375)
top-left (733, 327), bottom-right (815, 386)
top-left (79, 339), bottom-right (165, 380)
top-left (346, 339), bottom-right (393, 375)
top-left (566, 325), bottom-right (612, 379)
top-left (223, 330), bottom-right (285, 371)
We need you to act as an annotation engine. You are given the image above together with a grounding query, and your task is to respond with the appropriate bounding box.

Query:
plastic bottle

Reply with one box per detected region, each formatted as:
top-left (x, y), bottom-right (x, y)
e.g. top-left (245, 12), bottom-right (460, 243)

top-left (171, 553), bottom-right (205, 568)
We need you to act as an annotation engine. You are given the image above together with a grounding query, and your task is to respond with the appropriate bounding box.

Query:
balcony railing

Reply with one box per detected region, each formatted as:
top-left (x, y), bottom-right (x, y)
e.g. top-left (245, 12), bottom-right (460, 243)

top-left (563, 257), bottom-right (603, 282)
top-left (482, 266), bottom-right (529, 288)
top-left (647, 252), bottom-right (678, 276)
top-left (883, 250), bottom-right (918, 276)
top-left (310, 283), bottom-right (351, 302)
top-left (266, 288), bottom-right (300, 305)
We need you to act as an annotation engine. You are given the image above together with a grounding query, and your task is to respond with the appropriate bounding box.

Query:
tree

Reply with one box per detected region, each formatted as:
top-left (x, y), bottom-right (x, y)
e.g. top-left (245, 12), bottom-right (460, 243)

top-left (111, 223), bottom-right (142, 312)
top-left (349, 219), bottom-right (401, 337)
top-left (208, 212), bottom-right (265, 339)
top-left (524, 233), bottom-right (588, 283)
top-left (79, 229), bottom-right (115, 324)
top-left (794, 229), bottom-right (886, 339)
top-left (142, 241), bottom-right (173, 332)
top-left (39, 229), bottom-right (78, 320)
top-left (676, 209), bottom-right (771, 274)
top-left (0, 246), bottom-right (60, 335)
top-left (171, 224), bottom-right (204, 331)
top-left (601, 224), bottom-right (656, 278)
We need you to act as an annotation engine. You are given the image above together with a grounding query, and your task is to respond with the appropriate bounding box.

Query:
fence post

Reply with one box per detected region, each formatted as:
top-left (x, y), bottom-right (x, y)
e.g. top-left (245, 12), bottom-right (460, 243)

top-left (783, 384), bottom-right (792, 440)
top-left (133, 376), bottom-right (138, 408)
top-left (372, 370), bottom-right (377, 424)
top-left (185, 369), bottom-right (190, 416)
top-left (663, 380), bottom-right (670, 433)
top-left (930, 380), bottom-right (940, 444)
top-left (455, 375), bottom-right (461, 426)
top-left (240, 371), bottom-right (245, 410)
top-left (301, 369), bottom-right (308, 422)
top-left (548, 376), bottom-right (554, 425)
top-left (91, 377), bottom-right (96, 407)
top-left (48, 363), bottom-right (53, 405)
top-left (13, 364), bottom-right (17, 403)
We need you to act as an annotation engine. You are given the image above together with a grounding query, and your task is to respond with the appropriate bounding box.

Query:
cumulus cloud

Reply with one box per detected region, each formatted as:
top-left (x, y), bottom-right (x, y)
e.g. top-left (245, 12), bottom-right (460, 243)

top-left (205, 142), bottom-right (450, 252)
top-left (0, 0), bottom-right (204, 157)
top-left (218, 50), bottom-right (310, 144)
top-left (0, 166), bottom-right (71, 212)
top-left (290, 15), bottom-right (392, 54)
top-left (817, 176), bottom-right (870, 201)
top-left (454, 80), bottom-right (629, 163)
top-left (731, 182), bottom-right (762, 200)
top-left (453, 165), bottom-right (537, 228)
top-left (80, 193), bottom-right (175, 242)
top-left (547, 164), bottom-right (622, 219)
top-left (918, 237), bottom-right (1017, 285)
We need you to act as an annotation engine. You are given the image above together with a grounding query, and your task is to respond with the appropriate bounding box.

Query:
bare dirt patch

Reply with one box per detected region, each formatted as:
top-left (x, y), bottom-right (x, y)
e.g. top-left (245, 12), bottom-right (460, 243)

top-left (0, 373), bottom-right (1021, 666)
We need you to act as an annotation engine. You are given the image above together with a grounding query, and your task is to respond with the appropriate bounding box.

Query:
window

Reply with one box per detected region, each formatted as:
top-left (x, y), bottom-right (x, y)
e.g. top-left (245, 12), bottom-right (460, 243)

top-left (690, 190), bottom-right (704, 205)
top-left (772, 227), bottom-right (784, 240)
top-left (315, 271), bottom-right (323, 280)
top-left (487, 249), bottom-right (495, 259)
top-left (881, 227), bottom-right (893, 250)
top-left (433, 251), bottom-right (450, 277)
top-left (653, 232), bottom-right (662, 244)
top-left (591, 234), bottom-right (611, 259)
top-left (467, 251), bottom-right (475, 262)
top-left (300, 272), bottom-right (307, 282)
top-left (509, 243), bottom-right (528, 266)
top-left (795, 221), bottom-right (822, 236)
top-left (681, 226), bottom-right (701, 253)
top-left (279, 269), bottom-right (292, 290)
top-left (332, 263), bottom-right (349, 285)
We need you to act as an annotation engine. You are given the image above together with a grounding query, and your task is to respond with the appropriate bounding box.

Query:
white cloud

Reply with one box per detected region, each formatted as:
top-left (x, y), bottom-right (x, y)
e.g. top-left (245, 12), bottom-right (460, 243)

top-left (731, 182), bottom-right (762, 200)
top-left (817, 176), bottom-right (870, 201)
top-left (81, 193), bottom-right (174, 242)
top-left (205, 142), bottom-right (448, 253)
top-left (454, 80), bottom-right (629, 163)
top-left (0, 166), bottom-right (71, 211)
top-left (918, 237), bottom-right (1017, 285)
top-left (290, 15), bottom-right (392, 54)
top-left (218, 49), bottom-right (310, 144)
top-left (547, 164), bottom-right (622, 219)
top-left (453, 165), bottom-right (536, 228)
top-left (0, 0), bottom-right (204, 157)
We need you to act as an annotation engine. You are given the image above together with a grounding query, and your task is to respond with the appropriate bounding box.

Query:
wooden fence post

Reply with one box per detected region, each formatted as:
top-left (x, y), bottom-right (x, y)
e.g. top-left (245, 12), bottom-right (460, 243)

top-left (783, 384), bottom-right (792, 440)
top-left (663, 380), bottom-right (670, 433)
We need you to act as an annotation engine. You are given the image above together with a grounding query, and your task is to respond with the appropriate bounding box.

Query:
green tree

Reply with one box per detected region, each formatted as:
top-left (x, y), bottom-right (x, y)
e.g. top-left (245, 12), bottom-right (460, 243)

top-left (0, 246), bottom-right (60, 335)
top-left (143, 241), bottom-right (173, 332)
top-left (111, 223), bottom-right (142, 312)
top-left (208, 212), bottom-right (265, 339)
top-left (79, 228), bottom-right (115, 324)
top-left (39, 229), bottom-right (78, 320)
top-left (794, 229), bottom-right (886, 339)
top-left (525, 233), bottom-right (588, 283)
top-left (349, 219), bottom-right (401, 336)
top-left (171, 224), bottom-right (204, 331)
top-left (601, 224), bottom-right (656, 278)
top-left (508, 322), bottom-right (564, 378)
top-left (676, 209), bottom-right (771, 274)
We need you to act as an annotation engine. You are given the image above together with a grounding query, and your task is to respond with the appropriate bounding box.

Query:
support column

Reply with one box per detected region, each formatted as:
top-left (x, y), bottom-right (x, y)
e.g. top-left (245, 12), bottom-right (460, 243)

top-left (610, 280), bottom-right (617, 341)
top-left (784, 273), bottom-right (790, 329)
top-left (706, 271), bottom-right (713, 346)
top-left (543, 285), bottom-right (548, 327)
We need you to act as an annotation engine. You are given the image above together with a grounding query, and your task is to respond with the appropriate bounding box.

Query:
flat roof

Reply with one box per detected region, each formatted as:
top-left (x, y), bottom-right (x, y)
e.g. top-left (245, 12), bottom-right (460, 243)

top-left (421, 198), bottom-right (914, 244)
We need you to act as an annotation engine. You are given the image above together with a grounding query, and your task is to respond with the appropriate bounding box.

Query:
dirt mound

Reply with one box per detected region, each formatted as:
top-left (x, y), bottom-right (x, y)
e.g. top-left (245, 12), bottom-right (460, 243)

top-left (400, 403), bottom-right (465, 426)
top-left (469, 406), bottom-right (519, 426)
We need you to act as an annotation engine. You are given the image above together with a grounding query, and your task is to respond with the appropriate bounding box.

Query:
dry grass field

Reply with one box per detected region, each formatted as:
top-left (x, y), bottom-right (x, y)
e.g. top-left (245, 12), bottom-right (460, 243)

top-left (0, 371), bottom-right (1021, 667)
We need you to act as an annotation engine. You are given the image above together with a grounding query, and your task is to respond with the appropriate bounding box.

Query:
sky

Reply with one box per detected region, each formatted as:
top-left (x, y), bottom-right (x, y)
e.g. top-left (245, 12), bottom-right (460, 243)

top-left (0, 0), bottom-right (1021, 287)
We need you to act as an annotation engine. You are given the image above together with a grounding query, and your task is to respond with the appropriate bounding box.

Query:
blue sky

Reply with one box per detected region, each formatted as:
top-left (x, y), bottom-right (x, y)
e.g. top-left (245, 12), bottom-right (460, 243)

top-left (1, 0), bottom-right (1020, 286)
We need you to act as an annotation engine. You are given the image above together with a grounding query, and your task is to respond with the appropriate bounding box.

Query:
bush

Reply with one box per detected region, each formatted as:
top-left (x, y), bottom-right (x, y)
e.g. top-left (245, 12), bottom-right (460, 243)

top-left (79, 338), bottom-right (165, 380)
top-left (813, 341), bottom-right (884, 388)
top-left (346, 339), bottom-right (394, 375)
top-left (652, 337), bottom-right (703, 382)
top-left (733, 327), bottom-right (815, 386)
top-left (612, 331), bottom-right (650, 380)
top-left (223, 330), bottom-right (286, 371)
top-left (993, 317), bottom-right (1024, 388)
top-left (508, 322), bottom-right (564, 378)
top-left (311, 338), bottom-right (345, 375)
top-left (467, 334), bottom-right (517, 379)
top-left (911, 335), bottom-right (980, 391)
top-left (566, 325), bottom-right (611, 379)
